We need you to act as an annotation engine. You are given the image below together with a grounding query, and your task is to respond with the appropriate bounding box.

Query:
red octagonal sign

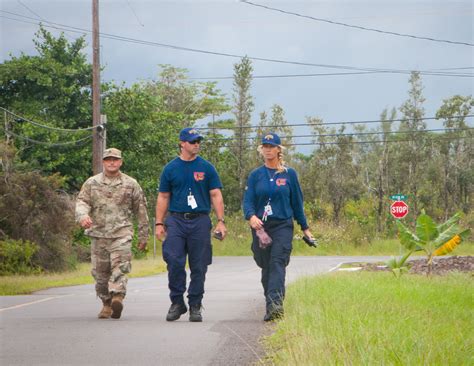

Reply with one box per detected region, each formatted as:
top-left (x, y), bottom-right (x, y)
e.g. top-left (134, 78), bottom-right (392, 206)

top-left (391, 200), bottom-right (409, 219)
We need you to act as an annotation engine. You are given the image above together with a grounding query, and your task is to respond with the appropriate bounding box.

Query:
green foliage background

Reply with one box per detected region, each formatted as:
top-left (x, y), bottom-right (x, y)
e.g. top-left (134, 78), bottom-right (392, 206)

top-left (1, 28), bottom-right (472, 273)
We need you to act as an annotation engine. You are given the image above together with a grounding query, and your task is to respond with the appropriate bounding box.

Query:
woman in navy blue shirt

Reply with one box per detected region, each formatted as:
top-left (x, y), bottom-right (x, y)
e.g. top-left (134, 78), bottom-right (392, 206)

top-left (243, 132), bottom-right (314, 321)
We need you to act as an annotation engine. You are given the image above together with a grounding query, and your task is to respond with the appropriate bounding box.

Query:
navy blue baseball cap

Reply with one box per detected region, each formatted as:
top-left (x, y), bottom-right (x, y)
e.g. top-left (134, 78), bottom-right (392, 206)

top-left (179, 127), bottom-right (203, 142)
top-left (261, 132), bottom-right (281, 146)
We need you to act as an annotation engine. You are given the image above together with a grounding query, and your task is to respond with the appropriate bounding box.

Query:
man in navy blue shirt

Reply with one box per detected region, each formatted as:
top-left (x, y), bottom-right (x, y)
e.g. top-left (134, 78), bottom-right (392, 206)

top-left (243, 132), bottom-right (314, 321)
top-left (155, 127), bottom-right (227, 322)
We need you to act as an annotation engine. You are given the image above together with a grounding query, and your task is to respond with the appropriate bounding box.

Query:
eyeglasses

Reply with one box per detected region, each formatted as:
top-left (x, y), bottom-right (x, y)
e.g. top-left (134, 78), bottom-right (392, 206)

top-left (188, 140), bottom-right (201, 145)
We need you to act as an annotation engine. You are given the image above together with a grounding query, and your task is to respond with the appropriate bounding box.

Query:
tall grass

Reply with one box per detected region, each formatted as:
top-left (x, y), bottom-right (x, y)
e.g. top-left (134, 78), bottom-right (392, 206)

top-left (265, 272), bottom-right (474, 365)
top-left (212, 215), bottom-right (474, 256)
top-left (2, 215), bottom-right (471, 295)
top-left (0, 258), bottom-right (166, 295)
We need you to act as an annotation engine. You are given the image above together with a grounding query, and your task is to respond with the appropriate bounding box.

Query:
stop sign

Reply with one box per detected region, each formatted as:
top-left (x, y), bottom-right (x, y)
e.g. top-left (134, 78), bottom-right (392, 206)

top-left (391, 200), bottom-right (409, 219)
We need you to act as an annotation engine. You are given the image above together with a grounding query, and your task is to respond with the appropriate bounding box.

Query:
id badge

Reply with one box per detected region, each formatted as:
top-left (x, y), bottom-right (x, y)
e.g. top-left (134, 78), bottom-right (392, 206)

top-left (187, 194), bottom-right (198, 209)
top-left (264, 204), bottom-right (273, 216)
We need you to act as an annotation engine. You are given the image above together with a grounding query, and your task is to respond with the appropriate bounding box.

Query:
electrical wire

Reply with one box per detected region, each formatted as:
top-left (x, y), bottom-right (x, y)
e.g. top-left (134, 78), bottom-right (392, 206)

top-left (16, 0), bottom-right (76, 40)
top-left (190, 71), bottom-right (379, 80)
top-left (283, 135), bottom-right (472, 146)
top-left (206, 135), bottom-right (472, 146)
top-left (1, 12), bottom-right (472, 78)
top-left (205, 127), bottom-right (474, 142)
top-left (1, 107), bottom-right (98, 132)
top-left (190, 70), bottom-right (473, 80)
top-left (125, 0), bottom-right (144, 27)
top-left (3, 129), bottom-right (92, 146)
top-left (240, 1), bottom-right (474, 47)
top-left (198, 114), bottom-right (474, 130)
top-left (203, 134), bottom-right (473, 146)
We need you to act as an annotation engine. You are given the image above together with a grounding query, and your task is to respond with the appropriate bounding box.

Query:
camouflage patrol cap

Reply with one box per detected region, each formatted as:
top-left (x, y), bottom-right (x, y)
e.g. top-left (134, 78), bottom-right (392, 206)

top-left (103, 148), bottom-right (122, 159)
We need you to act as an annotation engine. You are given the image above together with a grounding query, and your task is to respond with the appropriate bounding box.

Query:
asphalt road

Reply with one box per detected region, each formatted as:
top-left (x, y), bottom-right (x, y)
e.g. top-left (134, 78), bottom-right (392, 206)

top-left (0, 256), bottom-right (387, 366)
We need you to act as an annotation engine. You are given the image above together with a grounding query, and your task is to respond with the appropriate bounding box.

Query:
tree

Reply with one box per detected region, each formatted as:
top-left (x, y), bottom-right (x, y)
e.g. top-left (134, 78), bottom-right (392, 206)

top-left (307, 118), bottom-right (361, 224)
top-left (435, 95), bottom-right (474, 216)
top-left (103, 68), bottom-right (231, 214)
top-left (0, 26), bottom-right (93, 189)
top-left (267, 104), bottom-right (294, 161)
top-left (363, 108), bottom-right (397, 233)
top-left (0, 142), bottom-right (76, 271)
top-left (230, 56), bottom-right (254, 202)
top-left (150, 65), bottom-right (230, 125)
top-left (396, 71), bottom-right (427, 216)
top-left (103, 83), bottom-right (178, 201)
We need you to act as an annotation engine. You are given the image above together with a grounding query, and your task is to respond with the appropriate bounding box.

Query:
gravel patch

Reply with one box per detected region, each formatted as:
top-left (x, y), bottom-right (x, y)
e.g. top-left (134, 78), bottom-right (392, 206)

top-left (355, 256), bottom-right (474, 275)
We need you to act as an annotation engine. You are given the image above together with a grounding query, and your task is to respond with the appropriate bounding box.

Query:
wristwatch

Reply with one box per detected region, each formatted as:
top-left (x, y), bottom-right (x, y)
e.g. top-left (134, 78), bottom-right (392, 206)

top-left (217, 218), bottom-right (225, 223)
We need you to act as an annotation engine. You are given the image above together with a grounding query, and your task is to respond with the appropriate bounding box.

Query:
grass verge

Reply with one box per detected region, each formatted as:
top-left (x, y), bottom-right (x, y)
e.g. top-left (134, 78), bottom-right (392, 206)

top-left (213, 234), bottom-right (474, 257)
top-left (264, 272), bottom-right (473, 365)
top-left (0, 258), bottom-right (166, 296)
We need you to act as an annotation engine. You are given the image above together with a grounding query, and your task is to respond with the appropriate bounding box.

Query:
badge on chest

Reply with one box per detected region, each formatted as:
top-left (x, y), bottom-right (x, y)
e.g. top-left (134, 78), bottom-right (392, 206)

top-left (188, 192), bottom-right (198, 209)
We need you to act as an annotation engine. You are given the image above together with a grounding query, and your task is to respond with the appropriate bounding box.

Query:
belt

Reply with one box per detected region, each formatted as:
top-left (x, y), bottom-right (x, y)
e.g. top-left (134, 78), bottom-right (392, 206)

top-left (170, 212), bottom-right (208, 220)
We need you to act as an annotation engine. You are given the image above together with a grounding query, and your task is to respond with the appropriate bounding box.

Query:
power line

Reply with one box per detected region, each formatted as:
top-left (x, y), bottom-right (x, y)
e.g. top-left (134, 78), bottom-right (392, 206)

top-left (16, 0), bottom-right (44, 21)
top-left (205, 127), bottom-right (474, 142)
top-left (199, 114), bottom-right (474, 130)
top-left (190, 70), bottom-right (473, 80)
top-left (1, 12), bottom-right (472, 78)
top-left (208, 135), bottom-right (473, 146)
top-left (190, 71), bottom-right (378, 80)
top-left (1, 107), bottom-right (99, 132)
top-left (284, 135), bottom-right (472, 147)
top-left (3, 129), bottom-right (92, 146)
top-left (125, 0), bottom-right (144, 27)
top-left (240, 1), bottom-right (474, 47)
top-left (12, 2), bottom-right (77, 41)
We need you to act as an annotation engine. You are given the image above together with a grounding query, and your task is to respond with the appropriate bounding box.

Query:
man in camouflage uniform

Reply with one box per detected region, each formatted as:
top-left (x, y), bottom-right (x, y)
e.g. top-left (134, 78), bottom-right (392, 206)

top-left (76, 148), bottom-right (149, 319)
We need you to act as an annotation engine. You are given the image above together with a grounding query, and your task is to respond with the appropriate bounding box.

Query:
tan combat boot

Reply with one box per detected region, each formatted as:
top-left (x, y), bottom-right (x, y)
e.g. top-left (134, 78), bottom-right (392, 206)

top-left (98, 299), bottom-right (112, 319)
top-left (111, 294), bottom-right (124, 319)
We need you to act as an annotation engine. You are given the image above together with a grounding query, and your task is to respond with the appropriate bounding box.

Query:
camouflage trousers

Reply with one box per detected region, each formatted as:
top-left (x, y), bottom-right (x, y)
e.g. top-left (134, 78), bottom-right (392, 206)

top-left (91, 236), bottom-right (132, 302)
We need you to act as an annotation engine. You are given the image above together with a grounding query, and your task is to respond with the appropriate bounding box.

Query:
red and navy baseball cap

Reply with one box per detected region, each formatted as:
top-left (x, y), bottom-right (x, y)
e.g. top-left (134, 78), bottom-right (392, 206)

top-left (179, 127), bottom-right (203, 142)
top-left (261, 132), bottom-right (281, 146)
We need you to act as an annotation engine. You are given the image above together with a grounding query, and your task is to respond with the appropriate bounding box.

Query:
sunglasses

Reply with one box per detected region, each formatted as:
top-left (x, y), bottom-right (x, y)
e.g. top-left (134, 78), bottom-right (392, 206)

top-left (188, 140), bottom-right (202, 145)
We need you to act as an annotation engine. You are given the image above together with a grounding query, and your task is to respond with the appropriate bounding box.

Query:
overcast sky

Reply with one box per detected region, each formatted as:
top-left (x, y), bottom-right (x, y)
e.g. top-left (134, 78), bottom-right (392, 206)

top-left (1, 0), bottom-right (473, 151)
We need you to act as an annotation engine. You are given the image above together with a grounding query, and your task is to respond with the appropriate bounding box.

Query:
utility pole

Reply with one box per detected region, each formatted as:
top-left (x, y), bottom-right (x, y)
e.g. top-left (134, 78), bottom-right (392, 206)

top-left (92, 0), bottom-right (104, 174)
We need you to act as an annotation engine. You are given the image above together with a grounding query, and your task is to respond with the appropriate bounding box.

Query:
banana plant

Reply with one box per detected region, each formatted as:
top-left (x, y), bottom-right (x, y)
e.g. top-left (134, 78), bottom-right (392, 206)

top-left (386, 250), bottom-right (413, 277)
top-left (392, 212), bottom-right (470, 276)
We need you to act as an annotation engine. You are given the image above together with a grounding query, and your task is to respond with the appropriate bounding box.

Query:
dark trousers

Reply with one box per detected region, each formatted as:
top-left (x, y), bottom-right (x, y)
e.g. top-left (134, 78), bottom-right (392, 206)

top-left (251, 219), bottom-right (293, 310)
top-left (162, 214), bottom-right (212, 306)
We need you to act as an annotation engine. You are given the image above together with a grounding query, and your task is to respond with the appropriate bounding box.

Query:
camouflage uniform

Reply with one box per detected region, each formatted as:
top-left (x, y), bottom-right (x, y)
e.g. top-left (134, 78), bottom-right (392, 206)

top-left (76, 172), bottom-right (149, 302)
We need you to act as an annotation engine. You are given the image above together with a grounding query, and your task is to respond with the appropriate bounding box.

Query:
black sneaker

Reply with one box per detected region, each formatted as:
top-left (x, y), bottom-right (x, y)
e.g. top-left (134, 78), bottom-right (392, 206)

top-left (189, 304), bottom-right (203, 322)
top-left (263, 305), bottom-right (284, 322)
top-left (263, 311), bottom-right (273, 322)
top-left (166, 302), bottom-right (187, 321)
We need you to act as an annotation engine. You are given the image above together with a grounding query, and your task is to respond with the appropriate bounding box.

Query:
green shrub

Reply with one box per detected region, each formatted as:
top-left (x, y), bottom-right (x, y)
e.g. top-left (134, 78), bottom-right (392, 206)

top-left (72, 227), bottom-right (91, 262)
top-left (0, 238), bottom-right (40, 275)
top-left (0, 164), bottom-right (76, 271)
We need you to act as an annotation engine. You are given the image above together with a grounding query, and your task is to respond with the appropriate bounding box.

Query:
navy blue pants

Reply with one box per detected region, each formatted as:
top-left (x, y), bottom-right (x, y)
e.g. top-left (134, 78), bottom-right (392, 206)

top-left (162, 214), bottom-right (212, 306)
top-left (251, 219), bottom-right (293, 310)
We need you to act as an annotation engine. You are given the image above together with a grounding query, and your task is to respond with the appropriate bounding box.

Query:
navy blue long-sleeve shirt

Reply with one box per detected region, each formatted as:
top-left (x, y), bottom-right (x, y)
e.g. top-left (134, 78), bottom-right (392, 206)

top-left (243, 165), bottom-right (309, 230)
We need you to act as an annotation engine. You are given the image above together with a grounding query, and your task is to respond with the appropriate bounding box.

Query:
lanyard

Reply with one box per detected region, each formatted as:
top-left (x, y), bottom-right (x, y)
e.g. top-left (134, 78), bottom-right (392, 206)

top-left (265, 167), bottom-right (278, 203)
top-left (261, 168), bottom-right (278, 222)
top-left (183, 160), bottom-right (194, 195)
